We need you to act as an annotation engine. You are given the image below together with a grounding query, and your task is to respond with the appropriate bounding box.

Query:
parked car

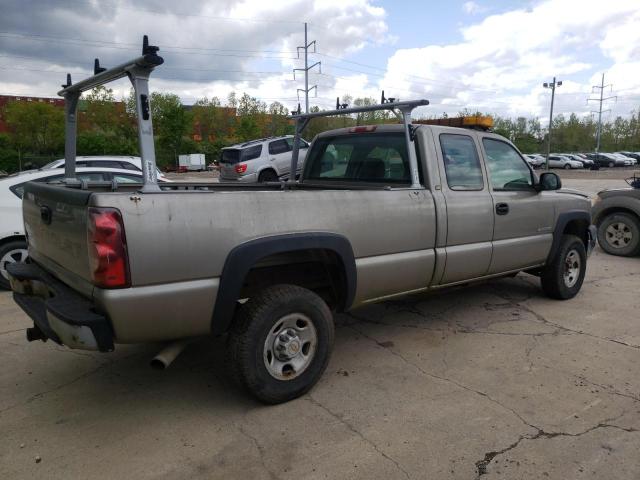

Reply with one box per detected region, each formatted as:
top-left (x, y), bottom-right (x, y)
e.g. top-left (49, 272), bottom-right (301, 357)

top-left (524, 154), bottom-right (545, 169)
top-left (620, 152), bottom-right (640, 161)
top-left (0, 167), bottom-right (169, 289)
top-left (585, 153), bottom-right (625, 168)
top-left (548, 154), bottom-right (583, 169)
top-left (219, 136), bottom-right (310, 182)
top-left (592, 176), bottom-right (640, 256)
top-left (7, 46), bottom-right (595, 404)
top-left (611, 153), bottom-right (636, 166)
top-left (42, 155), bottom-right (168, 180)
top-left (10, 121), bottom-right (596, 403)
top-left (562, 154), bottom-right (594, 168)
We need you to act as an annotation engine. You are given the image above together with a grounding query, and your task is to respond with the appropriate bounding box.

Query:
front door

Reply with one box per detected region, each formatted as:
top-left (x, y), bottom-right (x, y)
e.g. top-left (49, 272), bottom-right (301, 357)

top-left (481, 136), bottom-right (554, 273)
top-left (436, 132), bottom-right (494, 284)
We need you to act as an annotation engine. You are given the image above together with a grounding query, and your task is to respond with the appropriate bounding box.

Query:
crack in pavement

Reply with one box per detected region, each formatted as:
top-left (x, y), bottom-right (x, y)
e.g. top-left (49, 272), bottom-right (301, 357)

top-left (236, 423), bottom-right (281, 480)
top-left (0, 351), bottom-right (144, 417)
top-left (346, 321), bottom-right (541, 434)
top-left (306, 395), bottom-right (411, 479)
top-left (0, 328), bottom-right (25, 336)
top-left (490, 289), bottom-right (640, 351)
top-left (474, 415), bottom-right (638, 478)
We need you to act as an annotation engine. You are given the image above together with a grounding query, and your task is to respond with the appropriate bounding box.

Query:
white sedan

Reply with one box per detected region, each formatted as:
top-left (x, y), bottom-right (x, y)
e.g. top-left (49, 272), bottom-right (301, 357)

top-left (0, 167), bottom-right (166, 289)
top-left (41, 155), bottom-right (168, 181)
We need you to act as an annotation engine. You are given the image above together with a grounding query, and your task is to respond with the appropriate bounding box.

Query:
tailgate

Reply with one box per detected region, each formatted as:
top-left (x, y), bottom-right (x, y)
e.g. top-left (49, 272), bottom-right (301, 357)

top-left (23, 182), bottom-right (93, 284)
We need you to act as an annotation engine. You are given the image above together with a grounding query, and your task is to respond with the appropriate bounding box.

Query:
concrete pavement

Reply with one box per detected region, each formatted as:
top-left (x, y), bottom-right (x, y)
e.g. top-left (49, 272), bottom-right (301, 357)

top-left (1, 245), bottom-right (638, 479)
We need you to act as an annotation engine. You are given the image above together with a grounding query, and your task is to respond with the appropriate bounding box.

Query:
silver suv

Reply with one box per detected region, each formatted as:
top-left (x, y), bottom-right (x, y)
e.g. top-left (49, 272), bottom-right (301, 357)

top-left (219, 135), bottom-right (309, 182)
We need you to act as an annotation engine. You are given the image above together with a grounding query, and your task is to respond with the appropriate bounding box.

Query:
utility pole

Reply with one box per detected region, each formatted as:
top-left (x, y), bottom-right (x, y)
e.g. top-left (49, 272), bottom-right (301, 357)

top-left (588, 73), bottom-right (616, 158)
top-left (293, 22), bottom-right (321, 113)
top-left (543, 77), bottom-right (562, 170)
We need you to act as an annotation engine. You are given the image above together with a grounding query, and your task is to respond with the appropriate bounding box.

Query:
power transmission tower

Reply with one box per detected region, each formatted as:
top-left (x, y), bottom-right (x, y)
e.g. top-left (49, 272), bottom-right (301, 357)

top-left (543, 77), bottom-right (562, 170)
top-left (588, 73), bottom-right (616, 157)
top-left (293, 22), bottom-right (321, 113)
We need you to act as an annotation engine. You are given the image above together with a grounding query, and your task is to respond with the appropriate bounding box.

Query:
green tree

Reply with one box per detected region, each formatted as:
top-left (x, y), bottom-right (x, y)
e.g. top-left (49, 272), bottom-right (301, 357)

top-left (150, 92), bottom-right (192, 167)
top-left (4, 100), bottom-right (64, 169)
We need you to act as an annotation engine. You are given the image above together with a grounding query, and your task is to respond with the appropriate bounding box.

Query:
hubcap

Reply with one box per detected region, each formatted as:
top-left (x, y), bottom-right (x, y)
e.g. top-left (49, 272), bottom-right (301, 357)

top-left (563, 249), bottom-right (581, 288)
top-left (263, 313), bottom-right (317, 380)
top-left (605, 222), bottom-right (633, 249)
top-left (0, 248), bottom-right (28, 281)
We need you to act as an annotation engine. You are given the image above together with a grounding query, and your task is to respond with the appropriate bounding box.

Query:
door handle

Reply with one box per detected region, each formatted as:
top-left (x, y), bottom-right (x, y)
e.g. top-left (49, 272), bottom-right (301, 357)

top-left (270, 157), bottom-right (276, 161)
top-left (496, 203), bottom-right (509, 215)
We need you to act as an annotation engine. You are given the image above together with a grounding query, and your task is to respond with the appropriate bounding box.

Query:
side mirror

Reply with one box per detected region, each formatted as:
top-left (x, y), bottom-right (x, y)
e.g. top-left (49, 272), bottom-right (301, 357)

top-left (537, 172), bottom-right (562, 191)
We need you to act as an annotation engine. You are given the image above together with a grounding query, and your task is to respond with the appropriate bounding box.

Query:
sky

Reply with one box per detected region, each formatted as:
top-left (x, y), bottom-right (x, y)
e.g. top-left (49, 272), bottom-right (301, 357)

top-left (1, 0), bottom-right (639, 122)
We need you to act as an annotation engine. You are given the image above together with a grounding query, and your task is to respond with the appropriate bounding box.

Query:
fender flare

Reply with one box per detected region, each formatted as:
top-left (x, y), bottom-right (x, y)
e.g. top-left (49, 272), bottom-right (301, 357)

top-left (211, 232), bottom-right (357, 334)
top-left (546, 210), bottom-right (591, 263)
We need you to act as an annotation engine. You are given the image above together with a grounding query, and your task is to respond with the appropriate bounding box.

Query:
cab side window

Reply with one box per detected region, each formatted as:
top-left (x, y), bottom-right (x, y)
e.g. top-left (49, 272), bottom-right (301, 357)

top-left (482, 138), bottom-right (533, 191)
top-left (439, 134), bottom-right (484, 191)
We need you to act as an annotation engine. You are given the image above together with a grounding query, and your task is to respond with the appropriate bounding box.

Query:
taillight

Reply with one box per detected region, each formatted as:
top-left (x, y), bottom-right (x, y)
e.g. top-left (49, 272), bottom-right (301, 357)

top-left (87, 208), bottom-right (130, 288)
top-left (235, 163), bottom-right (247, 174)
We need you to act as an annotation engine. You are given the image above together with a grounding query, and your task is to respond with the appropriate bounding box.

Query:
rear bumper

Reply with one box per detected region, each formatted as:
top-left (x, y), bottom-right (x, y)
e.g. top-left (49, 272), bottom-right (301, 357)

top-left (7, 262), bottom-right (114, 352)
top-left (587, 225), bottom-right (597, 257)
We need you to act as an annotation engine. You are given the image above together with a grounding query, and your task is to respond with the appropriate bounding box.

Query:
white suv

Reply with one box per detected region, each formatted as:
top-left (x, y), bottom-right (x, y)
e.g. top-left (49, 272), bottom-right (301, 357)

top-left (219, 136), bottom-right (310, 182)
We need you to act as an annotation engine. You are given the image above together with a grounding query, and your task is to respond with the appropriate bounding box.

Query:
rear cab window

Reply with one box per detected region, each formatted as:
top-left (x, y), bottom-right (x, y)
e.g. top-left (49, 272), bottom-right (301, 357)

top-left (303, 133), bottom-right (412, 186)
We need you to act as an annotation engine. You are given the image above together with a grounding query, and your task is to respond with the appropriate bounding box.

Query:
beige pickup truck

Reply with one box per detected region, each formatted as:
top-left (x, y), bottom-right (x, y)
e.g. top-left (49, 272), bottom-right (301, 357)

top-left (8, 39), bottom-right (595, 403)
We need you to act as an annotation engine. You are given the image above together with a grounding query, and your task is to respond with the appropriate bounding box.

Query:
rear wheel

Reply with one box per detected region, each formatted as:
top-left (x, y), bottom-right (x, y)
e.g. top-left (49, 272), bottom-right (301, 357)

top-left (258, 169), bottom-right (278, 183)
top-left (563, 163), bottom-right (571, 170)
top-left (608, 161), bottom-right (614, 168)
top-left (0, 240), bottom-right (28, 290)
top-left (540, 234), bottom-right (586, 299)
top-left (226, 284), bottom-right (334, 404)
top-left (597, 213), bottom-right (640, 257)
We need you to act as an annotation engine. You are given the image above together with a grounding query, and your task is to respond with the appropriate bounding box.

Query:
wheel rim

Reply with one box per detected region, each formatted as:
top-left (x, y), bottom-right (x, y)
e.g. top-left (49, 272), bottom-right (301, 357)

top-left (263, 313), bottom-right (317, 381)
top-left (0, 247), bottom-right (28, 282)
top-left (563, 249), bottom-right (581, 288)
top-left (605, 222), bottom-right (633, 249)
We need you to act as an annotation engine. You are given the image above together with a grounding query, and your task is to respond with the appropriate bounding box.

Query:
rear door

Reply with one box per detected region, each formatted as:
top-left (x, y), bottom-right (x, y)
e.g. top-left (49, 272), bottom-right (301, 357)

top-left (268, 139), bottom-right (291, 176)
top-left (435, 132), bottom-right (494, 284)
top-left (481, 136), bottom-right (554, 273)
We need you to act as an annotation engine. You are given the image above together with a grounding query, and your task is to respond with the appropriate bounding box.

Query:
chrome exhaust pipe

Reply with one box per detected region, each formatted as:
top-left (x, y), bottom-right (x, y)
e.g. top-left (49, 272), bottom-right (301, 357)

top-left (150, 339), bottom-right (191, 370)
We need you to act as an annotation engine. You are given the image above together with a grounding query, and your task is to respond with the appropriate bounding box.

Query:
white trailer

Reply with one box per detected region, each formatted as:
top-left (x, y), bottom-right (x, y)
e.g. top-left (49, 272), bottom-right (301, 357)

top-left (178, 154), bottom-right (206, 171)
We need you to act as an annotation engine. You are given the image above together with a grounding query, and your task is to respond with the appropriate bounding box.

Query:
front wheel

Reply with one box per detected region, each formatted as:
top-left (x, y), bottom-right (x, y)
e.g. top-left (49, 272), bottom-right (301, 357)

top-left (597, 213), bottom-right (640, 257)
top-left (564, 163), bottom-right (571, 170)
top-left (540, 234), bottom-right (586, 299)
top-left (226, 284), bottom-right (334, 404)
top-left (0, 240), bottom-right (28, 290)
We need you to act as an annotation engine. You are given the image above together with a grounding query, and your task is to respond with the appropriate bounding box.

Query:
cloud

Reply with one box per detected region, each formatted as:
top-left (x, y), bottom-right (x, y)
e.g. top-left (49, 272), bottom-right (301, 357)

top-left (379, 0), bottom-right (640, 120)
top-left (0, 0), bottom-right (389, 107)
top-left (462, 1), bottom-right (485, 15)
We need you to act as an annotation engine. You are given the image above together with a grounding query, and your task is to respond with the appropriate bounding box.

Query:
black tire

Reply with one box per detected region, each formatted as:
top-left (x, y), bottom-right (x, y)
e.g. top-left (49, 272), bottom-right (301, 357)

top-left (563, 163), bottom-right (571, 170)
top-left (608, 161), bottom-right (614, 168)
top-left (0, 240), bottom-right (28, 290)
top-left (258, 169), bottom-right (278, 183)
top-left (597, 213), bottom-right (640, 257)
top-left (226, 284), bottom-right (334, 404)
top-left (540, 234), bottom-right (587, 300)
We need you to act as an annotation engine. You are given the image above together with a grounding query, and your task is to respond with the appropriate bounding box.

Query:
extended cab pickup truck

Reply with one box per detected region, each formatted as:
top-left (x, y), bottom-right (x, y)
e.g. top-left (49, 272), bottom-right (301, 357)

top-left (7, 40), bottom-right (596, 403)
